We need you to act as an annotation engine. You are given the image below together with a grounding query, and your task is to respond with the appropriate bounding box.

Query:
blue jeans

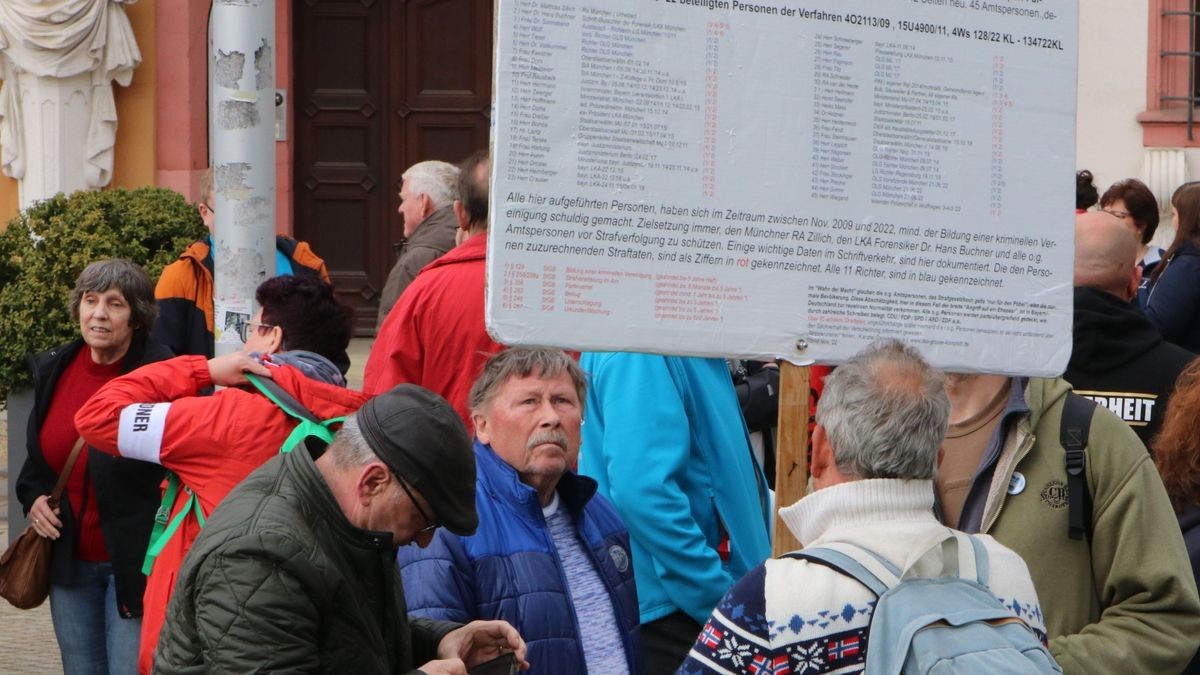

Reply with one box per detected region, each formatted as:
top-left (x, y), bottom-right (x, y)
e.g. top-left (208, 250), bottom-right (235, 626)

top-left (49, 560), bottom-right (140, 675)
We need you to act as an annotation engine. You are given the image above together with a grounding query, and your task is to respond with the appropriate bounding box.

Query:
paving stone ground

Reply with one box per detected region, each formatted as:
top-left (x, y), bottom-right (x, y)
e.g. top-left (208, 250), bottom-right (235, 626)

top-left (0, 405), bottom-right (62, 674)
top-left (0, 338), bottom-right (373, 673)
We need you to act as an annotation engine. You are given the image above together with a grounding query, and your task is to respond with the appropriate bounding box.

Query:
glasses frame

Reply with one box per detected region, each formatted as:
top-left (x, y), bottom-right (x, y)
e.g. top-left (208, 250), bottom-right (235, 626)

top-left (396, 475), bottom-right (438, 534)
top-left (1103, 208), bottom-right (1134, 220)
top-left (237, 321), bottom-right (274, 343)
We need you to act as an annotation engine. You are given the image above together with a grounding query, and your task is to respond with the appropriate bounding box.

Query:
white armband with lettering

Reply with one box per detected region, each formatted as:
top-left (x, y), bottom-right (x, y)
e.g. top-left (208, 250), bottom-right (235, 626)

top-left (116, 402), bottom-right (171, 464)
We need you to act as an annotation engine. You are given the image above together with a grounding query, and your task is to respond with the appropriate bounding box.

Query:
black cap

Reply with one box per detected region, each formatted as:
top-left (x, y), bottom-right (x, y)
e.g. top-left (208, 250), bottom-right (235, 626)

top-left (356, 385), bottom-right (477, 535)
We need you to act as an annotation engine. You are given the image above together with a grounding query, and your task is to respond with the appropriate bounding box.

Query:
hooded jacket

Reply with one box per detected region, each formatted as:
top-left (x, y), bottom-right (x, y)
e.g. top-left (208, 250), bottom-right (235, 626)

top-left (376, 205), bottom-right (459, 331)
top-left (74, 355), bottom-right (370, 674)
top-left (17, 336), bottom-right (172, 617)
top-left (154, 447), bottom-right (459, 674)
top-left (151, 236), bottom-right (330, 358)
top-left (1065, 286), bottom-right (1196, 444)
top-left (364, 233), bottom-right (503, 427)
top-left (398, 442), bottom-right (643, 675)
top-left (959, 377), bottom-right (1200, 674)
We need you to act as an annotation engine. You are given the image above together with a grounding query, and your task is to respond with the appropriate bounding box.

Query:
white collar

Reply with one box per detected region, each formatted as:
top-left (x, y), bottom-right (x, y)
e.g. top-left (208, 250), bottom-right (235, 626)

top-left (779, 479), bottom-right (936, 546)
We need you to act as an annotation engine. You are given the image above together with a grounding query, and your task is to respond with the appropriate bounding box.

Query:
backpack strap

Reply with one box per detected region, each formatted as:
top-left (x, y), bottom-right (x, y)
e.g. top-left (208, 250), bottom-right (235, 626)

top-left (245, 372), bottom-right (342, 451)
top-left (784, 546), bottom-right (892, 597)
top-left (1060, 392), bottom-right (1096, 541)
top-left (787, 531), bottom-right (991, 595)
top-left (943, 531), bottom-right (991, 588)
top-left (141, 472), bottom-right (206, 575)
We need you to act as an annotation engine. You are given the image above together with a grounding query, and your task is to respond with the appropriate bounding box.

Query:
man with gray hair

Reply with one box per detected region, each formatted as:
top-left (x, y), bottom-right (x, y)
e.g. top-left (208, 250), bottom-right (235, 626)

top-left (398, 347), bottom-right (642, 674)
top-left (679, 340), bottom-right (1047, 674)
top-left (376, 159), bottom-right (461, 330)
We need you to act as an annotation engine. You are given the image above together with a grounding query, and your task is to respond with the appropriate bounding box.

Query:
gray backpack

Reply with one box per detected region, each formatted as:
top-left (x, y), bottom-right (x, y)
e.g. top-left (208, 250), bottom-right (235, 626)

top-left (787, 531), bottom-right (1061, 674)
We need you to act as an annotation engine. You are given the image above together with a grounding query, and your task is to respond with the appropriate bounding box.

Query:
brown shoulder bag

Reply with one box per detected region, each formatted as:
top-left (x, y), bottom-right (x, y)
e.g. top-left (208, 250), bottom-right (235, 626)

top-left (0, 437), bottom-right (86, 609)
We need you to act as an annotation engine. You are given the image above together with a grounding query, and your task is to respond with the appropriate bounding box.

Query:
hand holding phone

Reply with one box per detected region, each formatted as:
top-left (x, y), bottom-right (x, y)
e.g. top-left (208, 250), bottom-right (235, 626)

top-left (469, 652), bottom-right (517, 675)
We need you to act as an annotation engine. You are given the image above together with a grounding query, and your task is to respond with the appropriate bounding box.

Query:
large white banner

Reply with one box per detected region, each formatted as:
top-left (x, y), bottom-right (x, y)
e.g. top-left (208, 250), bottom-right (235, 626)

top-left (487, 0), bottom-right (1077, 375)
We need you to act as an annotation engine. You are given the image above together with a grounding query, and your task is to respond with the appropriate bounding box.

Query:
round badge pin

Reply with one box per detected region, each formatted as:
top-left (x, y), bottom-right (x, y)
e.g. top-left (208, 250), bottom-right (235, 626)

top-left (1008, 472), bottom-right (1027, 495)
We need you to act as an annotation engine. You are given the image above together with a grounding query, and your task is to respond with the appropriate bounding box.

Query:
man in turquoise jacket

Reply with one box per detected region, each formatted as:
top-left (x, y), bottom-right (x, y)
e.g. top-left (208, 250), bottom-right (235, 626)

top-left (578, 352), bottom-right (772, 673)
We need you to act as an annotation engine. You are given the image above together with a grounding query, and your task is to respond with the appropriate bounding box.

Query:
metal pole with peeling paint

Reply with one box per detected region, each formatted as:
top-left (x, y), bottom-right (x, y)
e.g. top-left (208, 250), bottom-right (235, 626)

top-left (209, 0), bottom-right (276, 356)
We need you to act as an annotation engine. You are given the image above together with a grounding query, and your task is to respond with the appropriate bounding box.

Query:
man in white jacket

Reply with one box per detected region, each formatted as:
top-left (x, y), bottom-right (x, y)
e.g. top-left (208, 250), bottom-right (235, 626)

top-left (678, 340), bottom-right (1047, 674)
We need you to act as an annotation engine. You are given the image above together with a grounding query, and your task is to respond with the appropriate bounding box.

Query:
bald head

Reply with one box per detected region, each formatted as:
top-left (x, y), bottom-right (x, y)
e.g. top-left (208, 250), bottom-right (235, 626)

top-left (1075, 211), bottom-right (1140, 299)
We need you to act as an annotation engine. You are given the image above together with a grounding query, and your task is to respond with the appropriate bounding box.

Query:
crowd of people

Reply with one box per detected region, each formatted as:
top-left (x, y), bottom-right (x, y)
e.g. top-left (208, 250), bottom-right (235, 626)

top-left (10, 158), bottom-right (1200, 674)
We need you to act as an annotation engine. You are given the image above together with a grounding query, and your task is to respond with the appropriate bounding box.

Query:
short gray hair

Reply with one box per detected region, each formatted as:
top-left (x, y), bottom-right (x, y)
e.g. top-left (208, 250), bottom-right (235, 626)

top-left (816, 340), bottom-right (949, 480)
top-left (468, 347), bottom-right (586, 413)
top-left (402, 161), bottom-right (460, 210)
top-left (69, 259), bottom-right (158, 332)
top-left (327, 416), bottom-right (379, 470)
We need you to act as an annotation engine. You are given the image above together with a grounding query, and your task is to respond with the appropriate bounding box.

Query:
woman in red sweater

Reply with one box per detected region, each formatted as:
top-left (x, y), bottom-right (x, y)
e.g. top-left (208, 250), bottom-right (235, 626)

top-left (17, 259), bottom-right (172, 675)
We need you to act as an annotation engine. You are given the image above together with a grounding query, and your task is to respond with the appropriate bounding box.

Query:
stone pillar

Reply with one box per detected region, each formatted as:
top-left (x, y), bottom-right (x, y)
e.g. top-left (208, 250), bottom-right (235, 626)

top-left (0, 0), bottom-right (141, 209)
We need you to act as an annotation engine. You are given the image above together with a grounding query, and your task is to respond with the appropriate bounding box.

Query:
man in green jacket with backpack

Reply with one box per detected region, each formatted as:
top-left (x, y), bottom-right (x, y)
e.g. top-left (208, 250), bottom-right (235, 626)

top-left (940, 373), bottom-right (1200, 673)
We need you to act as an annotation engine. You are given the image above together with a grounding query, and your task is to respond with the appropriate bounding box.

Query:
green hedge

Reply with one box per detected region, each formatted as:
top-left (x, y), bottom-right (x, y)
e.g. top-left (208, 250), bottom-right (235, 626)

top-left (0, 188), bottom-right (207, 401)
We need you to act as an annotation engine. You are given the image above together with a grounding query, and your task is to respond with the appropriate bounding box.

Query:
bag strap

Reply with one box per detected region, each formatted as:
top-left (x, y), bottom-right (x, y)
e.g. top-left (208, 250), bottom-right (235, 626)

top-left (245, 372), bottom-right (341, 451)
top-left (49, 437), bottom-right (87, 503)
top-left (786, 530), bottom-right (990, 595)
top-left (141, 472), bottom-right (207, 575)
top-left (1060, 392), bottom-right (1096, 541)
top-left (942, 531), bottom-right (991, 587)
top-left (784, 546), bottom-right (892, 597)
top-left (245, 372), bottom-right (320, 423)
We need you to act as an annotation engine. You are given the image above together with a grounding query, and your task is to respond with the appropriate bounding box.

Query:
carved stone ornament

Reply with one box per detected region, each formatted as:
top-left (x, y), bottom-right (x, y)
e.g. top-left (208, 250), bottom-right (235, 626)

top-left (0, 0), bottom-right (141, 206)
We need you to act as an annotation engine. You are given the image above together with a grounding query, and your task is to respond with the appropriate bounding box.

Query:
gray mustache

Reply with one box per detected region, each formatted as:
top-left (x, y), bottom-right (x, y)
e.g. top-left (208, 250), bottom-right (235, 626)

top-left (527, 429), bottom-right (569, 450)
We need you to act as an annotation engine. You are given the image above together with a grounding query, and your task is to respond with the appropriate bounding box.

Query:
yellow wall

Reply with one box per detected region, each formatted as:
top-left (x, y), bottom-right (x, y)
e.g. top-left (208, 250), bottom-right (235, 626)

top-left (0, 0), bottom-right (156, 230)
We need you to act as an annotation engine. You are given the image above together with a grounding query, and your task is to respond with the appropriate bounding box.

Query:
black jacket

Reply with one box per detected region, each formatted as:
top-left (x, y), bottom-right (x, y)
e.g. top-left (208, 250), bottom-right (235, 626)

top-left (1065, 286), bottom-right (1196, 446)
top-left (16, 335), bottom-right (173, 617)
top-left (155, 448), bottom-right (458, 673)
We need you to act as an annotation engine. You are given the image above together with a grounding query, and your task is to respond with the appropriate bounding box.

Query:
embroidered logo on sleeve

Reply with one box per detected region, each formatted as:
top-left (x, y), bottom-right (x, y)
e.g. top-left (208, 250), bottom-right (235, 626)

top-left (117, 402), bottom-right (171, 464)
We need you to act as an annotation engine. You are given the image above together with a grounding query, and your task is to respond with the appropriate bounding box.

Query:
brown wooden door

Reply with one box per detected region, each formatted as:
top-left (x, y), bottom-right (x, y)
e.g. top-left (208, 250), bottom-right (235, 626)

top-left (293, 0), bottom-right (492, 335)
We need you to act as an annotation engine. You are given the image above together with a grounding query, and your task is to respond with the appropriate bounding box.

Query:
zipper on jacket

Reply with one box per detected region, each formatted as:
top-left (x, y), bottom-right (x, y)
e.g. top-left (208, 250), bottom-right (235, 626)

top-left (982, 429), bottom-right (1036, 533)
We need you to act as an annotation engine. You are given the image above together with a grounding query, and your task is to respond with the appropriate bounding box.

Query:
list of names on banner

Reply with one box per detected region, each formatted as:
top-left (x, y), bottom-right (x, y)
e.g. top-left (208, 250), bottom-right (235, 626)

top-left (489, 0), bottom-right (1077, 375)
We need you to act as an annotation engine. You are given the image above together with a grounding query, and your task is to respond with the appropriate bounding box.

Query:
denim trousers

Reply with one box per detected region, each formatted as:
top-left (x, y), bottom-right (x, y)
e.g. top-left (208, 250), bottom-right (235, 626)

top-left (49, 560), bottom-right (140, 675)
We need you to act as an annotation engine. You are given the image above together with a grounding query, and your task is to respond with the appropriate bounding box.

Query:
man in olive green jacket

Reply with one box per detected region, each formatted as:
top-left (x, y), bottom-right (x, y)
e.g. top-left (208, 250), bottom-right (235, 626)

top-left (155, 385), bottom-right (527, 674)
top-left (941, 375), bottom-right (1200, 674)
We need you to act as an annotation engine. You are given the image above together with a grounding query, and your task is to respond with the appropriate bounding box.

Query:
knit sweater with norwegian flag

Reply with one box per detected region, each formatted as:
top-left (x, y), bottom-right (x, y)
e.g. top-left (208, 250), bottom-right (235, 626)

top-left (677, 479), bottom-right (1047, 675)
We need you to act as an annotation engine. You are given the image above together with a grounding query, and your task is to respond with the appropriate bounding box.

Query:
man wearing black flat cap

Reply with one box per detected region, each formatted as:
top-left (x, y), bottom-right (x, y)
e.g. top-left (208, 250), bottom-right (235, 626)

top-left (154, 385), bottom-right (529, 674)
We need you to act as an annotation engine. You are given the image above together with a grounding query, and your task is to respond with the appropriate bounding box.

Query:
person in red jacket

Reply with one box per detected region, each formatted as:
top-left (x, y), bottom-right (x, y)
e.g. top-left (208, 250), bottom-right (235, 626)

top-left (75, 274), bottom-right (370, 674)
top-left (365, 151), bottom-right (503, 428)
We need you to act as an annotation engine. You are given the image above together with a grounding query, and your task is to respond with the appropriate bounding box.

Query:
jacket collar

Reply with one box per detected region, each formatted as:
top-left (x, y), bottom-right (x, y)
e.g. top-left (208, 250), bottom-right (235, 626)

top-left (473, 439), bottom-right (597, 517)
top-left (780, 479), bottom-right (936, 546)
top-left (426, 231), bottom-right (487, 271)
top-left (405, 205), bottom-right (458, 248)
top-left (284, 445), bottom-right (395, 550)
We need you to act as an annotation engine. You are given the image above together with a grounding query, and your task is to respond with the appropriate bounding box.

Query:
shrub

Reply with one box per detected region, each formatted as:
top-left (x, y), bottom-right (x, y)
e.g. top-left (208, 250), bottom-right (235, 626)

top-left (0, 187), bottom-right (207, 401)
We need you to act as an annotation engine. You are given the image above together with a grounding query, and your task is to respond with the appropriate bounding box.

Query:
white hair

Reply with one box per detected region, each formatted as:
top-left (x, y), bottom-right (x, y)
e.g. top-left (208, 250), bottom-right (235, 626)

top-left (816, 340), bottom-right (950, 480)
top-left (402, 161), bottom-right (460, 210)
top-left (328, 416), bottom-right (379, 469)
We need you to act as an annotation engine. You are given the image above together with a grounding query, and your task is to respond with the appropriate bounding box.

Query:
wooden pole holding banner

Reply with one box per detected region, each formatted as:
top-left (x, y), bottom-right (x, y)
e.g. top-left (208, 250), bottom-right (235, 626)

top-left (772, 362), bottom-right (810, 556)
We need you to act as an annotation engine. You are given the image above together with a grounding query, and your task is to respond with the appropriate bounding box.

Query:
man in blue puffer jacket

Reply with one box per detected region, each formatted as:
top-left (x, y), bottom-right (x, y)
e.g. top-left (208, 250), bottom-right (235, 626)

top-left (398, 347), bottom-right (642, 674)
